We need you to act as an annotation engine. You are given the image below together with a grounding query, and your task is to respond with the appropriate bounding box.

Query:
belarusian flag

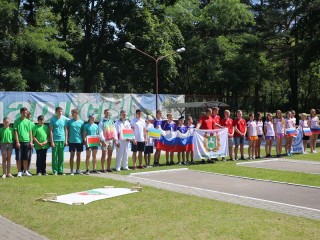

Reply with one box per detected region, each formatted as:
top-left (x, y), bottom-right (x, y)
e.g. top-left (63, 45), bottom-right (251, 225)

top-left (87, 135), bottom-right (100, 147)
top-left (122, 129), bottom-right (135, 140)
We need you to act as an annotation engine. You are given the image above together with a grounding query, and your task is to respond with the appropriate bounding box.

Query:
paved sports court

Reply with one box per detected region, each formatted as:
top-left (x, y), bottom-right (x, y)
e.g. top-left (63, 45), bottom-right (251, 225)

top-left (124, 169), bottom-right (320, 220)
top-left (237, 159), bottom-right (320, 175)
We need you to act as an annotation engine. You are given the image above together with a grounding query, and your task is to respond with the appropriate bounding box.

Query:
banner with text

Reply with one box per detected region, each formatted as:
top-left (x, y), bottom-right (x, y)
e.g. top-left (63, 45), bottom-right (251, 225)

top-left (0, 92), bottom-right (184, 123)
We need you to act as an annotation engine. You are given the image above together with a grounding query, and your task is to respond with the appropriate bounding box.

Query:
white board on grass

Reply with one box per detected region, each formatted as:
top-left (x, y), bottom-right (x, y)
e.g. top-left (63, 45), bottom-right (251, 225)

top-left (50, 188), bottom-right (138, 205)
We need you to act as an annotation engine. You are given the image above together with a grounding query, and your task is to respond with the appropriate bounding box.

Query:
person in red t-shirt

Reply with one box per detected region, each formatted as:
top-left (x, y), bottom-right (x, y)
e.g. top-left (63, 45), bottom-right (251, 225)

top-left (196, 108), bottom-right (214, 130)
top-left (233, 110), bottom-right (247, 160)
top-left (212, 107), bottom-right (221, 130)
top-left (220, 110), bottom-right (234, 161)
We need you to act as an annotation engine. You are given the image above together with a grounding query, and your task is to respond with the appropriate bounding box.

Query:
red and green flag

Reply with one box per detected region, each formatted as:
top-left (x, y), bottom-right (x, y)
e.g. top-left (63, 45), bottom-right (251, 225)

top-left (87, 135), bottom-right (100, 147)
top-left (122, 129), bottom-right (135, 140)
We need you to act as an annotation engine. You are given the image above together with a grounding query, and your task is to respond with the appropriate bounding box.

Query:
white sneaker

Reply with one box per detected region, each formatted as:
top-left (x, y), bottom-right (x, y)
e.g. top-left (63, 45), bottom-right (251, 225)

top-left (115, 168), bottom-right (121, 172)
top-left (18, 172), bottom-right (23, 177)
top-left (75, 169), bottom-right (83, 175)
top-left (70, 171), bottom-right (74, 176)
top-left (54, 172), bottom-right (58, 176)
top-left (23, 171), bottom-right (32, 177)
top-left (85, 169), bottom-right (90, 175)
top-left (122, 167), bottom-right (131, 171)
top-left (37, 173), bottom-right (42, 176)
top-left (1, 174), bottom-right (6, 179)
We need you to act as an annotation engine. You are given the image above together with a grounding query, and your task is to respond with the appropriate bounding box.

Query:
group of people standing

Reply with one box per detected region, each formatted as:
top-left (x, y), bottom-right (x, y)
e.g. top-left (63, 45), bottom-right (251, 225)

top-left (196, 108), bottom-right (319, 161)
top-left (0, 106), bottom-right (319, 178)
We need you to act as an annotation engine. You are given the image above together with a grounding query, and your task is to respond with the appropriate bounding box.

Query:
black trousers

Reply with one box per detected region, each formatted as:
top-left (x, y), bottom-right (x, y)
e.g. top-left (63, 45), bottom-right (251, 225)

top-left (36, 148), bottom-right (48, 174)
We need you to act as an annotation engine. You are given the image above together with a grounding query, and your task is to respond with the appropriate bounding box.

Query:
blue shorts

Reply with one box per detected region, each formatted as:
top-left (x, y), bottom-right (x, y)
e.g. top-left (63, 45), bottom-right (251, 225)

top-left (234, 137), bottom-right (244, 145)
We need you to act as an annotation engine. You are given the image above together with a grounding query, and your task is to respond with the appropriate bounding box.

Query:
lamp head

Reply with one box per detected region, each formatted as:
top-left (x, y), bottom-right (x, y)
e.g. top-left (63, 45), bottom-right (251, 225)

top-left (125, 42), bottom-right (136, 50)
top-left (176, 47), bottom-right (186, 53)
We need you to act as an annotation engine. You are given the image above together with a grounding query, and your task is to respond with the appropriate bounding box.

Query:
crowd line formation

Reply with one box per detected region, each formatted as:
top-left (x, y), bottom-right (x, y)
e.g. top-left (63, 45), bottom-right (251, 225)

top-left (0, 106), bottom-right (319, 178)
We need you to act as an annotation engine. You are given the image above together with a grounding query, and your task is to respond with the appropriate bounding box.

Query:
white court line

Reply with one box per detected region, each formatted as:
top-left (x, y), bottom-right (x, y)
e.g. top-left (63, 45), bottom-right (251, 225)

top-left (237, 159), bottom-right (320, 166)
top-left (190, 169), bottom-right (320, 189)
top-left (130, 168), bottom-right (188, 176)
top-left (237, 159), bottom-right (280, 165)
top-left (129, 175), bottom-right (320, 213)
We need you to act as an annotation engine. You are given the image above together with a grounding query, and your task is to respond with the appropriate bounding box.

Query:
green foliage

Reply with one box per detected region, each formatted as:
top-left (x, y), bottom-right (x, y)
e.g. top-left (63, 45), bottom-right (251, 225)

top-left (0, 0), bottom-right (318, 112)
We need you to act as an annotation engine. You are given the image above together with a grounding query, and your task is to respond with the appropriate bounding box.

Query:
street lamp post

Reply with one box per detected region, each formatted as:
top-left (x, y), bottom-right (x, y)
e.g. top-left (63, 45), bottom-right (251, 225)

top-left (125, 42), bottom-right (185, 111)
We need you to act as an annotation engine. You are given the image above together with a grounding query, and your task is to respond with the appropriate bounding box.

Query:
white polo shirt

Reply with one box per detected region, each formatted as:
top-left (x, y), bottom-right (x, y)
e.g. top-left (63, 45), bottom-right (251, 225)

top-left (130, 117), bottom-right (146, 142)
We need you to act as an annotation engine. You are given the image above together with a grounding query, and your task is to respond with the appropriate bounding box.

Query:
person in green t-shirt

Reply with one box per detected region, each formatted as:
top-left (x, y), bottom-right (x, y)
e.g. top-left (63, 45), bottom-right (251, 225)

top-left (33, 115), bottom-right (50, 176)
top-left (67, 109), bottom-right (84, 175)
top-left (49, 107), bottom-right (68, 175)
top-left (26, 111), bottom-right (35, 171)
top-left (14, 107), bottom-right (33, 177)
top-left (0, 117), bottom-right (15, 178)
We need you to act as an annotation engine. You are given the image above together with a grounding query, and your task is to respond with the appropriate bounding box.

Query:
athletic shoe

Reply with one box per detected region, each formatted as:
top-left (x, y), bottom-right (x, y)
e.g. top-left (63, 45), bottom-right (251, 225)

top-left (17, 172), bottom-right (22, 177)
top-left (75, 169), bottom-right (83, 175)
top-left (54, 172), bottom-right (58, 176)
top-left (178, 162), bottom-right (182, 165)
top-left (70, 171), bottom-right (74, 176)
top-left (122, 168), bottom-right (131, 171)
top-left (166, 162), bottom-right (170, 166)
top-left (7, 174), bottom-right (14, 178)
top-left (23, 171), bottom-right (32, 177)
top-left (1, 174), bottom-right (6, 179)
top-left (170, 161), bottom-right (175, 165)
top-left (240, 157), bottom-right (246, 160)
top-left (42, 173), bottom-right (48, 176)
top-left (37, 173), bottom-right (42, 176)
top-left (92, 169), bottom-right (100, 174)
top-left (107, 169), bottom-right (113, 172)
top-left (115, 168), bottom-right (121, 172)
top-left (201, 160), bottom-right (206, 164)
top-left (222, 157), bottom-right (226, 162)
top-left (256, 156), bottom-right (260, 159)
top-left (85, 169), bottom-right (90, 175)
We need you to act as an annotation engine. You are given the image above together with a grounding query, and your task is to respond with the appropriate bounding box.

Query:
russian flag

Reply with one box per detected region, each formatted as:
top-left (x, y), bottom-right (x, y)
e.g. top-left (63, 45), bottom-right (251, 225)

top-left (286, 128), bottom-right (297, 137)
top-left (303, 128), bottom-right (312, 136)
top-left (156, 131), bottom-right (194, 152)
top-left (311, 127), bottom-right (320, 135)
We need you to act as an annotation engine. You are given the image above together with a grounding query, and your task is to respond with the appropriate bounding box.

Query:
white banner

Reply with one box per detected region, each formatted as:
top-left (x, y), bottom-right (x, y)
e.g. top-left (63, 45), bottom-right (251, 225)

top-left (50, 188), bottom-right (138, 205)
top-left (291, 127), bottom-right (304, 154)
top-left (193, 128), bottom-right (229, 159)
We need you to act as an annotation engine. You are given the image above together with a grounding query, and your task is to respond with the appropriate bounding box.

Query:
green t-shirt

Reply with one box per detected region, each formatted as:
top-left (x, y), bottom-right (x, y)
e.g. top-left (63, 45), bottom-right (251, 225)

top-left (83, 123), bottom-right (99, 136)
top-left (67, 119), bottom-right (84, 143)
top-left (0, 127), bottom-right (15, 144)
top-left (13, 118), bottom-right (32, 142)
top-left (49, 115), bottom-right (67, 141)
top-left (32, 124), bottom-right (50, 150)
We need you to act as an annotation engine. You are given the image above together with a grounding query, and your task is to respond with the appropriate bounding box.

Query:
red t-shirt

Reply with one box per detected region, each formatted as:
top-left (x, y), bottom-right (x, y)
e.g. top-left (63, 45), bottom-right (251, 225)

top-left (198, 116), bottom-right (214, 130)
top-left (220, 118), bottom-right (233, 136)
top-left (212, 115), bottom-right (221, 129)
top-left (233, 118), bottom-right (247, 137)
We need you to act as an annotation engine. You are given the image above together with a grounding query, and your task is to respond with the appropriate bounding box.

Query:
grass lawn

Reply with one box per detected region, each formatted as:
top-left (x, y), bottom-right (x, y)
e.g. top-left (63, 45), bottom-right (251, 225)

top-left (0, 176), bottom-right (320, 240)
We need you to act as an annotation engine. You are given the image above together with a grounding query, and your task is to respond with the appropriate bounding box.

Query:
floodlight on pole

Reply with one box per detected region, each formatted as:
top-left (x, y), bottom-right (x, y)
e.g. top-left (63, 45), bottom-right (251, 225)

top-left (125, 43), bottom-right (185, 111)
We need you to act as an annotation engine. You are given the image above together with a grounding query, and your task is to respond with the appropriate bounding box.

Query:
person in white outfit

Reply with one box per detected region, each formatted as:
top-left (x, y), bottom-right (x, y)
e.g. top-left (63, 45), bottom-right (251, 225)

top-left (114, 110), bottom-right (132, 171)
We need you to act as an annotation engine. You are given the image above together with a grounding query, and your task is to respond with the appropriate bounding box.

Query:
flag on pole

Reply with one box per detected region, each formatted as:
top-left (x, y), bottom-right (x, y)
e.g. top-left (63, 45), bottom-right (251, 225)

top-left (87, 135), bottom-right (100, 147)
top-left (122, 129), bottom-right (135, 140)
